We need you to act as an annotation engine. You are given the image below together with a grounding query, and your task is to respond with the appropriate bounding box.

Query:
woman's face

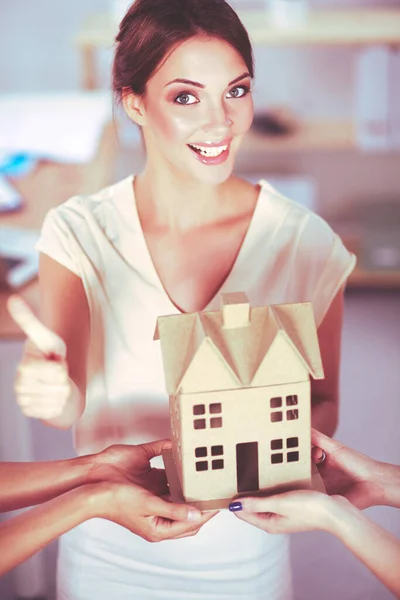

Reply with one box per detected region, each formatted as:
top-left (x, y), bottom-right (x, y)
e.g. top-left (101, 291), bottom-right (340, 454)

top-left (135, 35), bottom-right (254, 186)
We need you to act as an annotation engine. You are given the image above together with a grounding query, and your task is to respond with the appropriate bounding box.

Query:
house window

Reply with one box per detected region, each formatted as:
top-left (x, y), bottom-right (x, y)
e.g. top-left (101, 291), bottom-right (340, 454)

top-left (195, 446), bottom-right (224, 472)
top-left (271, 453), bottom-right (283, 464)
top-left (270, 397), bottom-right (282, 408)
top-left (195, 447), bottom-right (207, 458)
top-left (271, 411), bottom-right (283, 423)
top-left (287, 451), bottom-right (299, 462)
top-left (286, 409), bottom-right (299, 421)
top-left (271, 439), bottom-right (283, 450)
top-left (287, 437), bottom-right (298, 448)
top-left (212, 459), bottom-right (224, 470)
top-left (286, 395), bottom-right (298, 406)
top-left (196, 461), bottom-right (208, 471)
top-left (271, 437), bottom-right (300, 464)
top-left (193, 402), bottom-right (223, 429)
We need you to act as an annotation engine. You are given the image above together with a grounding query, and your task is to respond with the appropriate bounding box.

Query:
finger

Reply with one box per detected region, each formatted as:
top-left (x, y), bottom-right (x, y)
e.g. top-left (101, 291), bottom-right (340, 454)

top-left (15, 383), bottom-right (70, 397)
top-left (232, 496), bottom-right (284, 515)
top-left (311, 446), bottom-right (326, 464)
top-left (154, 511), bottom-right (216, 540)
top-left (7, 295), bottom-right (66, 358)
top-left (17, 360), bottom-right (67, 377)
top-left (234, 510), bottom-right (282, 534)
top-left (146, 496), bottom-right (202, 523)
top-left (21, 406), bottom-right (64, 419)
top-left (311, 429), bottom-right (344, 456)
top-left (16, 392), bottom-right (68, 408)
top-left (139, 439), bottom-right (172, 462)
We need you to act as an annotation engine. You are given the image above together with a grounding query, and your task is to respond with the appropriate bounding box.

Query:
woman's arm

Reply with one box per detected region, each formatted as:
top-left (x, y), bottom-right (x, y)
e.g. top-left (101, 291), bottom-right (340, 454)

top-left (311, 288), bottom-right (344, 436)
top-left (9, 255), bottom-right (90, 429)
top-left (0, 481), bottom-right (213, 577)
top-left (38, 254), bottom-right (90, 428)
top-left (232, 492), bottom-right (400, 598)
top-left (330, 498), bottom-right (400, 598)
top-left (0, 440), bottom-right (216, 576)
top-left (0, 458), bottom-right (89, 512)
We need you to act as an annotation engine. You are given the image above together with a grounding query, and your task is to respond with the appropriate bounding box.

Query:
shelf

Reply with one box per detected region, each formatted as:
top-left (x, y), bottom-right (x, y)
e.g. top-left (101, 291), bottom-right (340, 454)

top-left (74, 9), bottom-right (400, 50)
top-left (341, 235), bottom-right (400, 290)
top-left (239, 9), bottom-right (400, 46)
top-left (239, 120), bottom-right (355, 154)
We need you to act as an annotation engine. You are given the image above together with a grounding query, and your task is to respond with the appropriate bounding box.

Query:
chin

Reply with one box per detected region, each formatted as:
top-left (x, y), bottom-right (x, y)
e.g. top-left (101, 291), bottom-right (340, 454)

top-left (194, 166), bottom-right (233, 186)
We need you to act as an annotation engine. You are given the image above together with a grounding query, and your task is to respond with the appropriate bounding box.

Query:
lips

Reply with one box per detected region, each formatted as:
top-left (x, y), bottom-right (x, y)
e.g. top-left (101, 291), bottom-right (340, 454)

top-left (187, 139), bottom-right (232, 165)
top-left (188, 142), bottom-right (229, 158)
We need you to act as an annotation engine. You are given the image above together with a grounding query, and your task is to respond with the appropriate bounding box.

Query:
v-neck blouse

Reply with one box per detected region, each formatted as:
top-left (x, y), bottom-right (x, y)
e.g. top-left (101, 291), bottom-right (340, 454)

top-left (36, 174), bottom-right (355, 454)
top-left (35, 176), bottom-right (355, 600)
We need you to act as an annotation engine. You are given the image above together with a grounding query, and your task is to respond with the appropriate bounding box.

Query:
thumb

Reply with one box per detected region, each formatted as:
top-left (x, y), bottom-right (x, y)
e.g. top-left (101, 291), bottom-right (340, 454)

top-left (311, 428), bottom-right (344, 457)
top-left (238, 495), bottom-right (284, 514)
top-left (138, 439), bottom-right (172, 462)
top-left (146, 496), bottom-right (202, 523)
top-left (7, 295), bottom-right (66, 358)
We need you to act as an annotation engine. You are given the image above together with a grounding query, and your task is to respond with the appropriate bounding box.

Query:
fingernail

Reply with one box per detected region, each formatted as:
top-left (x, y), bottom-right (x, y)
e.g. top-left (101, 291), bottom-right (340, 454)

top-left (187, 509), bottom-right (202, 522)
top-left (228, 501), bottom-right (243, 512)
top-left (317, 450), bottom-right (327, 464)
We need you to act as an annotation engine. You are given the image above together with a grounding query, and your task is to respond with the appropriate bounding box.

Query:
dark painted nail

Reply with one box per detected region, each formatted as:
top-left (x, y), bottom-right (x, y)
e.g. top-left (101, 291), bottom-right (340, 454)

top-left (229, 501), bottom-right (243, 512)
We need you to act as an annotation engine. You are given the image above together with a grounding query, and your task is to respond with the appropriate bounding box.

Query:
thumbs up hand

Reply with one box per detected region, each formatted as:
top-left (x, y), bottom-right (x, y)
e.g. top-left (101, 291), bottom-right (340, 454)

top-left (7, 296), bottom-right (75, 420)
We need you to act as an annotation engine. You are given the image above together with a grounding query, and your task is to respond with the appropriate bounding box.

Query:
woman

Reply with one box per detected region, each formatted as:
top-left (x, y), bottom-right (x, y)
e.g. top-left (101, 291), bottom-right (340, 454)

top-left (230, 429), bottom-right (400, 598)
top-left (11, 0), bottom-right (355, 598)
top-left (0, 439), bottom-right (208, 577)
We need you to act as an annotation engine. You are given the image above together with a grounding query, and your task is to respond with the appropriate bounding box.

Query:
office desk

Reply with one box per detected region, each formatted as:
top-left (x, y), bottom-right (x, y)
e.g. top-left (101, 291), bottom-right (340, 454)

top-left (0, 120), bottom-right (118, 339)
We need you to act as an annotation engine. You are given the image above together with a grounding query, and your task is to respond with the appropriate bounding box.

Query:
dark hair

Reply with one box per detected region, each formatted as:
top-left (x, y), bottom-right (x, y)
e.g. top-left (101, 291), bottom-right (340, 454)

top-left (112, 0), bottom-right (254, 100)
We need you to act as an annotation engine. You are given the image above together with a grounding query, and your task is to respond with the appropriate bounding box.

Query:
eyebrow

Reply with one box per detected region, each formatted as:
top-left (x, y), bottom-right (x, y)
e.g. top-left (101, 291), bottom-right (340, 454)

top-left (164, 72), bottom-right (251, 88)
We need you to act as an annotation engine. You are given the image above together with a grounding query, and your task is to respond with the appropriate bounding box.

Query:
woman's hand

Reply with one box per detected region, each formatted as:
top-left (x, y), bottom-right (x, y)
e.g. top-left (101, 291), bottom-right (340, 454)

top-left (94, 481), bottom-right (217, 542)
top-left (229, 490), bottom-right (345, 535)
top-left (8, 295), bottom-right (77, 420)
top-left (311, 429), bottom-right (386, 509)
top-left (87, 439), bottom-right (174, 495)
top-left (87, 439), bottom-right (218, 541)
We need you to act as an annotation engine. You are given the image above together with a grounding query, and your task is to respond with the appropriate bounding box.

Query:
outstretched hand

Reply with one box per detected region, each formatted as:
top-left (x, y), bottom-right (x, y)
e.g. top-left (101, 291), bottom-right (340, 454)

top-left (7, 295), bottom-right (75, 420)
top-left (311, 429), bottom-right (383, 509)
top-left (230, 429), bottom-right (388, 536)
top-left (231, 489), bottom-right (341, 535)
top-left (99, 481), bottom-right (217, 542)
top-left (88, 439), bottom-right (172, 496)
top-left (90, 439), bottom-right (218, 542)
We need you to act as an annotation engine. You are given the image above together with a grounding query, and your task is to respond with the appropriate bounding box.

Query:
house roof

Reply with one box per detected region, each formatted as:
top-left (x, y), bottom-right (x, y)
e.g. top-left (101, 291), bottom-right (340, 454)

top-left (154, 294), bottom-right (324, 394)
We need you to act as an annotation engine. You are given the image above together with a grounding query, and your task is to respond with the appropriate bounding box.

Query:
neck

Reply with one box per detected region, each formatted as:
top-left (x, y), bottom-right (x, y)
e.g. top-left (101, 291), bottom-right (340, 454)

top-left (134, 162), bottom-right (236, 233)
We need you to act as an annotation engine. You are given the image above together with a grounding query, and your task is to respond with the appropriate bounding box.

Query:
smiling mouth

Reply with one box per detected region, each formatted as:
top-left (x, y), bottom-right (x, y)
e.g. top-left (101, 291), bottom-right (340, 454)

top-left (188, 143), bottom-right (229, 158)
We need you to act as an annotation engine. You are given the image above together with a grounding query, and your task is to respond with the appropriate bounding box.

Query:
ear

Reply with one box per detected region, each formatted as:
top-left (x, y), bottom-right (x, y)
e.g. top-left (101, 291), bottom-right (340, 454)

top-left (122, 88), bottom-right (146, 126)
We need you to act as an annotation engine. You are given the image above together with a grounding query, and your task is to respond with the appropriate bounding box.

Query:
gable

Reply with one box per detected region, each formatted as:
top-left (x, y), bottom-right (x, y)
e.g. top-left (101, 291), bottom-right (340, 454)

top-left (154, 313), bottom-right (197, 394)
top-left (251, 330), bottom-right (309, 387)
top-left (178, 337), bottom-right (241, 393)
top-left (271, 303), bottom-right (324, 380)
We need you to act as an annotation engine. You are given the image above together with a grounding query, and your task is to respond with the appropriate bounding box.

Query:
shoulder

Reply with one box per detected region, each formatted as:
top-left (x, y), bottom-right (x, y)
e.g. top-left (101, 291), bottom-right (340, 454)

top-left (258, 179), bottom-right (337, 245)
top-left (47, 175), bottom-right (134, 231)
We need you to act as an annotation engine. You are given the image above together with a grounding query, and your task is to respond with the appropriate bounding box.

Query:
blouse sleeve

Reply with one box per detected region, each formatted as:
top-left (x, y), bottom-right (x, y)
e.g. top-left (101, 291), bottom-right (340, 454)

top-left (35, 206), bottom-right (82, 277)
top-left (296, 213), bottom-right (356, 326)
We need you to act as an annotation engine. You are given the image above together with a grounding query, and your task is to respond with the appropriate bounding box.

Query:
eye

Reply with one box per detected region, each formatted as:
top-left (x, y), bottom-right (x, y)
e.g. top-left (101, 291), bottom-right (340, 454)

top-left (174, 92), bottom-right (198, 105)
top-left (226, 85), bottom-right (250, 99)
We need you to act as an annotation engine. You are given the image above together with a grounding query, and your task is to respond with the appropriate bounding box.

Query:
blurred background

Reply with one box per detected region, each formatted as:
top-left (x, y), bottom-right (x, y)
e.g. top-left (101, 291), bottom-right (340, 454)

top-left (0, 0), bottom-right (399, 599)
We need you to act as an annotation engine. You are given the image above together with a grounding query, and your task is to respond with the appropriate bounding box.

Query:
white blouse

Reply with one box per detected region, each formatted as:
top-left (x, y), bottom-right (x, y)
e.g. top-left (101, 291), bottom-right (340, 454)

top-left (36, 176), bottom-right (355, 600)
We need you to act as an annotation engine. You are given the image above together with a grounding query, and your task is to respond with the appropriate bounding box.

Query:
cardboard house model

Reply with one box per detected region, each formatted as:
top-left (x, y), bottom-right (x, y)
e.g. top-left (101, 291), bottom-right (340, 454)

top-left (154, 292), bottom-right (325, 510)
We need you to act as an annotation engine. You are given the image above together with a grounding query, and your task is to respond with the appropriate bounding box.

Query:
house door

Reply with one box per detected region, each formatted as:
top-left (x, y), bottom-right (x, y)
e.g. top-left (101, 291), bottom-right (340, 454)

top-left (236, 442), bottom-right (259, 493)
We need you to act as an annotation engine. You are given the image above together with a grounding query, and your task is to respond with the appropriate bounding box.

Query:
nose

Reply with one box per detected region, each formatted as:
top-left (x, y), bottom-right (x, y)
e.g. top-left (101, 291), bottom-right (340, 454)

top-left (203, 104), bottom-right (233, 135)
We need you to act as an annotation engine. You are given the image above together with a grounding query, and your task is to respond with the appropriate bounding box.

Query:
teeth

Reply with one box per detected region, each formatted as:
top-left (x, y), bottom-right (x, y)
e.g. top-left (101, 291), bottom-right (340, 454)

top-left (189, 144), bottom-right (228, 158)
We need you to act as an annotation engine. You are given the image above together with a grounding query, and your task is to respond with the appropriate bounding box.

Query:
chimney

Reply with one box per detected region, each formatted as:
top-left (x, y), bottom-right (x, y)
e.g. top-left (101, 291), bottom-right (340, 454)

top-left (220, 292), bottom-right (250, 329)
